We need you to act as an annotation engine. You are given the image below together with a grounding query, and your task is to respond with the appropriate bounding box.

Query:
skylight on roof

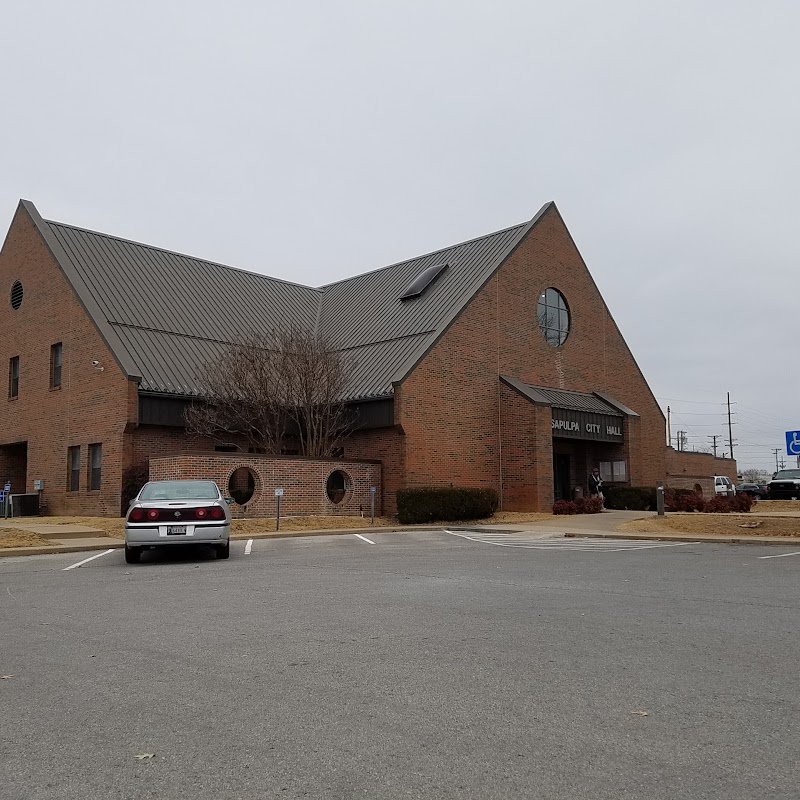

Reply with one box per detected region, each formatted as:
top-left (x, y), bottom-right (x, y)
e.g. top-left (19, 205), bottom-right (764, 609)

top-left (399, 262), bottom-right (448, 301)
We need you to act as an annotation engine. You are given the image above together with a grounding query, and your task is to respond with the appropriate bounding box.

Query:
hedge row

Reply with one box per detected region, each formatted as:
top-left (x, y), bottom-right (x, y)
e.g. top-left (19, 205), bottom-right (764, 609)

top-left (396, 487), bottom-right (499, 524)
top-left (553, 496), bottom-right (603, 515)
top-left (604, 486), bottom-right (753, 513)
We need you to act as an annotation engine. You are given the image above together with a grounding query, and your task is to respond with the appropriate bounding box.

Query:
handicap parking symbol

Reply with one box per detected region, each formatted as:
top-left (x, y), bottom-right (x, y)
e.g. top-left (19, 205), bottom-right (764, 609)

top-left (785, 431), bottom-right (800, 456)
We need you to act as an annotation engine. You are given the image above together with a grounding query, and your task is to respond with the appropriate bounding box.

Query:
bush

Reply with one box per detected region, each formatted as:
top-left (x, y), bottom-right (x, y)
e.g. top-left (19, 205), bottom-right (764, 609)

top-left (120, 461), bottom-right (149, 515)
top-left (396, 487), bottom-right (499, 524)
top-left (603, 486), bottom-right (657, 511)
top-left (553, 500), bottom-right (577, 515)
top-left (703, 493), bottom-right (753, 514)
top-left (576, 496), bottom-right (604, 514)
top-left (665, 489), bottom-right (705, 513)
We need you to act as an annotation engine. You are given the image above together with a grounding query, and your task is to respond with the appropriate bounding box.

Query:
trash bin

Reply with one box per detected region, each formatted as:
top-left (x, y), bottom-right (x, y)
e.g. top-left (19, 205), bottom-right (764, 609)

top-left (573, 486), bottom-right (584, 501)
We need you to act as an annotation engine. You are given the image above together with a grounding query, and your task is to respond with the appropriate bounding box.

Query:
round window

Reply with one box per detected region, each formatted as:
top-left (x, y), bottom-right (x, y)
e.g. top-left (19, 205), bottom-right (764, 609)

top-left (537, 288), bottom-right (570, 347)
top-left (326, 470), bottom-right (350, 505)
top-left (228, 467), bottom-right (256, 505)
top-left (10, 281), bottom-right (23, 310)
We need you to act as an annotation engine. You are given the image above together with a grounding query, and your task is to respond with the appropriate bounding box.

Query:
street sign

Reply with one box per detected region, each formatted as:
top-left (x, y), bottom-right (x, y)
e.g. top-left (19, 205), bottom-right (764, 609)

top-left (370, 486), bottom-right (376, 494)
top-left (786, 431), bottom-right (800, 456)
top-left (3, 484), bottom-right (10, 492)
top-left (275, 488), bottom-right (284, 497)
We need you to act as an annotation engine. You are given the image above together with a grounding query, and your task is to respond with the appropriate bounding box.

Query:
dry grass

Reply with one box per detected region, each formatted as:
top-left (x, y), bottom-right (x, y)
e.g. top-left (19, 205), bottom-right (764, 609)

top-left (232, 515), bottom-right (397, 534)
top-left (0, 529), bottom-right (52, 548)
top-left (754, 500), bottom-right (800, 513)
top-left (618, 514), bottom-right (800, 538)
top-left (0, 516), bottom-right (123, 538)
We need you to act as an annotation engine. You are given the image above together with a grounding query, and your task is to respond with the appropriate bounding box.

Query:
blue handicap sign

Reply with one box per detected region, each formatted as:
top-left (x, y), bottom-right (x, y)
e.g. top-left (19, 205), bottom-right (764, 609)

top-left (785, 431), bottom-right (800, 456)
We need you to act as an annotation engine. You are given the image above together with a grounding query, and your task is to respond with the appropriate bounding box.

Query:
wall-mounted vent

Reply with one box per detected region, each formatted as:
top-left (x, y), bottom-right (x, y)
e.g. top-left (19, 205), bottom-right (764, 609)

top-left (399, 262), bottom-right (448, 301)
top-left (10, 281), bottom-right (23, 310)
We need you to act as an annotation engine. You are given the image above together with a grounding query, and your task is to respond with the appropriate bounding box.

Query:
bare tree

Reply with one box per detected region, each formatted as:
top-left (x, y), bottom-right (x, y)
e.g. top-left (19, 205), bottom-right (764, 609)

top-left (186, 328), bottom-right (353, 457)
top-left (740, 468), bottom-right (763, 483)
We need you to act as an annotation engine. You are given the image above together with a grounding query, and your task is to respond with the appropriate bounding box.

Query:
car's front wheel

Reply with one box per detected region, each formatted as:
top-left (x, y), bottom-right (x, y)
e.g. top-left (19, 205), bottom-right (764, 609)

top-left (124, 544), bottom-right (141, 564)
top-left (216, 541), bottom-right (230, 560)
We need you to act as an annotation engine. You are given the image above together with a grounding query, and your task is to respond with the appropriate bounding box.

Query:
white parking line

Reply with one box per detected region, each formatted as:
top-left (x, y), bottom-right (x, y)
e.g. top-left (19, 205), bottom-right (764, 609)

top-left (443, 530), bottom-right (688, 551)
top-left (244, 539), bottom-right (253, 555)
top-left (62, 549), bottom-right (116, 571)
top-left (353, 533), bottom-right (375, 545)
top-left (758, 551), bottom-right (800, 560)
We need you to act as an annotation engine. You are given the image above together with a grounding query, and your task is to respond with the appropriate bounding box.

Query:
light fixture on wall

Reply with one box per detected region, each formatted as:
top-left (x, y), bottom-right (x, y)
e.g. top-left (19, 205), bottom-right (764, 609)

top-left (91, 360), bottom-right (104, 372)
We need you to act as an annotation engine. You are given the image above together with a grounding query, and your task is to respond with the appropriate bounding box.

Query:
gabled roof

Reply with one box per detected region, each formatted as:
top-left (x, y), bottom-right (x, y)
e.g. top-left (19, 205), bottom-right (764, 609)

top-left (20, 199), bottom-right (552, 401)
top-left (500, 376), bottom-right (631, 417)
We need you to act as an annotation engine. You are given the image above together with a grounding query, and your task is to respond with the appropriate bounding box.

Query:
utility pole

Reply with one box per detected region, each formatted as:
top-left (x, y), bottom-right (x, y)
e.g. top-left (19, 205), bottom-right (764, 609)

top-left (676, 430), bottom-right (688, 452)
top-left (779, 458), bottom-right (786, 470)
top-left (667, 406), bottom-right (671, 447)
top-left (708, 435), bottom-right (720, 457)
top-left (726, 392), bottom-right (735, 461)
top-left (773, 448), bottom-right (781, 472)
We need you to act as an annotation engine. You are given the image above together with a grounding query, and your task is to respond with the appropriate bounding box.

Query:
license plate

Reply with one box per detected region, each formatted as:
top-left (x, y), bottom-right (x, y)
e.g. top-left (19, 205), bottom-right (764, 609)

top-left (167, 525), bottom-right (187, 535)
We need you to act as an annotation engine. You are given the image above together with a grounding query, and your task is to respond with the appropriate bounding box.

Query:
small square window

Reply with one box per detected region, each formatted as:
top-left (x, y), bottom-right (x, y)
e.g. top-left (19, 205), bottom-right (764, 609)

top-left (88, 443), bottom-right (102, 491)
top-left (67, 446), bottom-right (80, 492)
top-left (599, 462), bottom-right (613, 482)
top-left (9, 356), bottom-right (19, 399)
top-left (613, 461), bottom-right (627, 482)
top-left (50, 343), bottom-right (63, 389)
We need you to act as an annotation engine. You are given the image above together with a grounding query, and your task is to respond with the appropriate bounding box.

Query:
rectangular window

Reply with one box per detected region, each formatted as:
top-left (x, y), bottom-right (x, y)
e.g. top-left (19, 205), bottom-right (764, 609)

top-left (599, 461), bottom-right (627, 482)
top-left (67, 446), bottom-right (80, 492)
top-left (9, 356), bottom-right (19, 398)
top-left (50, 343), bottom-right (63, 388)
top-left (88, 443), bottom-right (102, 491)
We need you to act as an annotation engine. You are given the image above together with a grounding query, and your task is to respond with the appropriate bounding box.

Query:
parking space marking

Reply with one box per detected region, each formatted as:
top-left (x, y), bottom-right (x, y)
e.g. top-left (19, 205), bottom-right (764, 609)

top-left (443, 530), bottom-right (689, 552)
top-left (758, 551), bottom-right (800, 559)
top-left (61, 549), bottom-right (116, 571)
top-left (244, 539), bottom-right (253, 555)
top-left (353, 533), bottom-right (375, 545)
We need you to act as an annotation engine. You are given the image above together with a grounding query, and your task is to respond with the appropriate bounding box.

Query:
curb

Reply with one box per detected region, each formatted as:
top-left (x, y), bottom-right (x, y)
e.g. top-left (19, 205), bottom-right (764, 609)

top-left (570, 532), bottom-right (800, 546)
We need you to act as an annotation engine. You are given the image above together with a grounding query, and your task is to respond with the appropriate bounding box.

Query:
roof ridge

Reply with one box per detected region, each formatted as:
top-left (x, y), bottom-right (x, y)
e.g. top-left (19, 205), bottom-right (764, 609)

top-left (318, 220), bottom-right (529, 291)
top-left (44, 218), bottom-right (324, 295)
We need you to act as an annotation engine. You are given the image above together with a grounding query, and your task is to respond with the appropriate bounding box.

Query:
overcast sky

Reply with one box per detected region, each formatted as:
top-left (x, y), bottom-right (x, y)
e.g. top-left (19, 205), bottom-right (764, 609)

top-left (2, 1), bottom-right (798, 473)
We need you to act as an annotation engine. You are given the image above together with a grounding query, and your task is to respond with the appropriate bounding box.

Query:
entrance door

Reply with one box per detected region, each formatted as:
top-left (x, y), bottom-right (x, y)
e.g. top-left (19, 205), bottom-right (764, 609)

top-left (553, 453), bottom-right (571, 501)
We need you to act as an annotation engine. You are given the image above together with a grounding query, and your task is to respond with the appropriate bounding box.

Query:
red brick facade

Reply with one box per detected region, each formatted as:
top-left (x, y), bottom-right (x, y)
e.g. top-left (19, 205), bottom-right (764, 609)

top-left (149, 454), bottom-right (381, 518)
top-left (1, 201), bottom-right (682, 517)
top-left (666, 448), bottom-right (738, 495)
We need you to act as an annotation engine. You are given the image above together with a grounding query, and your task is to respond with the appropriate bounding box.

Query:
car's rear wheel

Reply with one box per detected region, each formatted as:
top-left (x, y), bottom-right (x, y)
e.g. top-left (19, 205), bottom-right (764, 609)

top-left (124, 544), bottom-right (141, 564)
top-left (216, 541), bottom-right (230, 559)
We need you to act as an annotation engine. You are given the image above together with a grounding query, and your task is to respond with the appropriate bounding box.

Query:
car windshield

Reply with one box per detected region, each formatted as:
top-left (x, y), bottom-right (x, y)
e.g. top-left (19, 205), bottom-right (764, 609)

top-left (139, 480), bottom-right (219, 501)
top-left (774, 470), bottom-right (800, 480)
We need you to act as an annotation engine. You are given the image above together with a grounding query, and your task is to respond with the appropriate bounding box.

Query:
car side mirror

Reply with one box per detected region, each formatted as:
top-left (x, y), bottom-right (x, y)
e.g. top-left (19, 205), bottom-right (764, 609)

top-left (224, 497), bottom-right (235, 505)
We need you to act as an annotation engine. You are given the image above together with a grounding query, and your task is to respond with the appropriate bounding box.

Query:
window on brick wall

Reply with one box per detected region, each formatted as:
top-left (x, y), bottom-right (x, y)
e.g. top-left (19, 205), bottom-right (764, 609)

top-left (88, 443), bottom-right (102, 490)
top-left (50, 343), bottom-right (63, 389)
top-left (67, 446), bottom-right (80, 492)
top-left (599, 460), bottom-right (627, 482)
top-left (9, 356), bottom-right (19, 398)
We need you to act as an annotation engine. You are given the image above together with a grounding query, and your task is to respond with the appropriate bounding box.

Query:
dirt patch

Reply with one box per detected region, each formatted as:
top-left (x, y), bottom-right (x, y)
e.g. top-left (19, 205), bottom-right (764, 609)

top-left (755, 500), bottom-right (800, 513)
top-left (232, 515), bottom-right (397, 534)
top-left (0, 529), bottom-right (52, 548)
top-left (618, 514), bottom-right (800, 537)
top-left (1, 516), bottom-right (124, 538)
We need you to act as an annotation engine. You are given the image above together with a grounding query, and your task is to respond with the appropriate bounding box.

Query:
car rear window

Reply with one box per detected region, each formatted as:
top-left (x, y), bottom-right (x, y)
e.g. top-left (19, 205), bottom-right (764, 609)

top-left (139, 480), bottom-right (219, 501)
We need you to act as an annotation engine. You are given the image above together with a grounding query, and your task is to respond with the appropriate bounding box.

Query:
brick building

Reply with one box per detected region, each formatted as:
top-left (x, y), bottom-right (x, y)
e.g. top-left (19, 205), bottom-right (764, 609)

top-left (1, 199), bottom-right (672, 516)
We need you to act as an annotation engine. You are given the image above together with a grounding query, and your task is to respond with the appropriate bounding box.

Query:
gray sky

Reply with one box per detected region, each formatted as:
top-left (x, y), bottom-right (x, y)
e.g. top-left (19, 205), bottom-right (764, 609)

top-left (2, 1), bottom-right (798, 473)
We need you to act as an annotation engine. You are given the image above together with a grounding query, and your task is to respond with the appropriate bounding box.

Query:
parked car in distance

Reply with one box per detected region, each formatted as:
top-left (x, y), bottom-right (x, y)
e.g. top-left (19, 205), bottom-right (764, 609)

top-left (766, 469), bottom-right (800, 501)
top-left (736, 483), bottom-right (768, 500)
top-left (124, 479), bottom-right (232, 564)
top-left (713, 476), bottom-right (736, 496)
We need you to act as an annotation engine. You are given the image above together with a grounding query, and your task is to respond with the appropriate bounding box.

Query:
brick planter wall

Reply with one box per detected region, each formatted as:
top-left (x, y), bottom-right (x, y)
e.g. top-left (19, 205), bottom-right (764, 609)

top-left (149, 453), bottom-right (382, 518)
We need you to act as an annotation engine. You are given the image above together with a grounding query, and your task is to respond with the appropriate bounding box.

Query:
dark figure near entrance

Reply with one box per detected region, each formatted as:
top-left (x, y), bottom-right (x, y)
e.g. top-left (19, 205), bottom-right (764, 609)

top-left (588, 467), bottom-right (604, 507)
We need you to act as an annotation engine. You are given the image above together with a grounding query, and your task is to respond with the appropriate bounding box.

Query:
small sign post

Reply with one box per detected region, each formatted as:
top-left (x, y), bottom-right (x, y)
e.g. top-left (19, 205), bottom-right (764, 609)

top-left (370, 486), bottom-right (376, 527)
top-left (275, 487), bottom-right (284, 531)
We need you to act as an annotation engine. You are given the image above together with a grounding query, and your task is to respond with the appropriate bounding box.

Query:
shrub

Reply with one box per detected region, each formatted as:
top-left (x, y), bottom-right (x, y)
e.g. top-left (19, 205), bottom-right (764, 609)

top-left (576, 496), bottom-right (604, 514)
top-left (665, 489), bottom-right (705, 513)
top-left (120, 460), bottom-right (149, 515)
top-left (703, 493), bottom-right (753, 514)
top-left (396, 487), bottom-right (499, 524)
top-left (553, 499), bottom-right (577, 515)
top-left (603, 486), bottom-right (657, 511)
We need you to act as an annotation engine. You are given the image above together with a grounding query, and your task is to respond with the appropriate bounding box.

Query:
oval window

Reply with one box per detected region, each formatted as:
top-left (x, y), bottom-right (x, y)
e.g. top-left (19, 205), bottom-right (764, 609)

top-left (228, 467), bottom-right (256, 505)
top-left (537, 288), bottom-right (570, 347)
top-left (326, 470), bottom-right (350, 505)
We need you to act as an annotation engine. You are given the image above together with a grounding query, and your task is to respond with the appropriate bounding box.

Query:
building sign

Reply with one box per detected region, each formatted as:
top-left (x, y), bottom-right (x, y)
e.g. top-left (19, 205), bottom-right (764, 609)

top-left (551, 408), bottom-right (624, 442)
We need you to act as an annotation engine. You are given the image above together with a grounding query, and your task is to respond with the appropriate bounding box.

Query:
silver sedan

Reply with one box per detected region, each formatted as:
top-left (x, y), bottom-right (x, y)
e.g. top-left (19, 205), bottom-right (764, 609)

top-left (124, 479), bottom-right (232, 563)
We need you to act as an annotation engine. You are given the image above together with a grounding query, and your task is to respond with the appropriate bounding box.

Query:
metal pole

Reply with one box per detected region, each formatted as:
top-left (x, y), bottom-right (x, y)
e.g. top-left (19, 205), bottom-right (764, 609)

top-left (666, 406), bottom-right (671, 447)
top-left (276, 495), bottom-right (281, 531)
top-left (727, 392), bottom-right (734, 461)
top-left (656, 485), bottom-right (665, 516)
top-left (370, 489), bottom-right (375, 527)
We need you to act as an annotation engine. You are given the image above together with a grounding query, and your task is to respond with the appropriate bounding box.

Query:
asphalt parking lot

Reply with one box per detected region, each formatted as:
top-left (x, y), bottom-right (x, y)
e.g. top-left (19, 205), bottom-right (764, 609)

top-left (2, 530), bottom-right (799, 800)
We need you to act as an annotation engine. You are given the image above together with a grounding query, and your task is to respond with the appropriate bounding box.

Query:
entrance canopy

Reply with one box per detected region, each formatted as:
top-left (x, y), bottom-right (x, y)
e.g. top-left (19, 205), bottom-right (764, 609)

top-left (501, 377), bottom-right (638, 443)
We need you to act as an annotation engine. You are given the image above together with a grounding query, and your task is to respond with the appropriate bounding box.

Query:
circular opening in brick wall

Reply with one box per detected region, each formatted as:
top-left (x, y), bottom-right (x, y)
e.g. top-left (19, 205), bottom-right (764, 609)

top-left (326, 470), bottom-right (351, 505)
top-left (228, 467), bottom-right (256, 505)
top-left (10, 281), bottom-right (23, 310)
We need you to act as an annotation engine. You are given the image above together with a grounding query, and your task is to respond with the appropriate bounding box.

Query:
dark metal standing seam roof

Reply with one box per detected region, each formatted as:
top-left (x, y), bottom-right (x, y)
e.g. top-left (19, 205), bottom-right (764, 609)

top-left (22, 200), bottom-right (553, 401)
top-left (500, 377), bottom-right (626, 416)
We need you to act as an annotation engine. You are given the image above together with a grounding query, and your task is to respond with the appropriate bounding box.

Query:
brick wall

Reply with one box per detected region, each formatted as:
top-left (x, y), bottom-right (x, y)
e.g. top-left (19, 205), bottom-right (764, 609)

top-left (666, 448), bottom-right (738, 495)
top-left (149, 453), bottom-right (382, 517)
top-left (0, 205), bottom-right (137, 515)
top-left (397, 205), bottom-right (667, 510)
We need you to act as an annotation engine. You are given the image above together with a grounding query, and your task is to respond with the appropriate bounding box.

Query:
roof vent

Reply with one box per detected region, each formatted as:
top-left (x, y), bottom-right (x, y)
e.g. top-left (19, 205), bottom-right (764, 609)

top-left (400, 263), bottom-right (448, 301)
top-left (10, 281), bottom-right (23, 310)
